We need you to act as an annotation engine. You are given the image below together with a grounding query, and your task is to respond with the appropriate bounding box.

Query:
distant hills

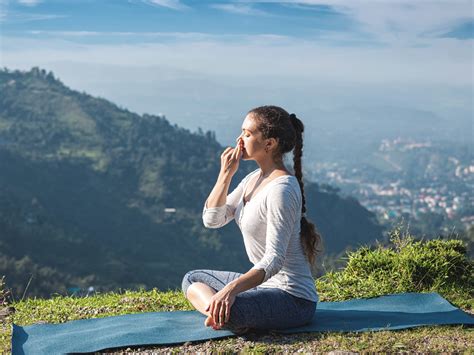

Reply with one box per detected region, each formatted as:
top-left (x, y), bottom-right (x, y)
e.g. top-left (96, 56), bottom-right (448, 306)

top-left (0, 67), bottom-right (385, 299)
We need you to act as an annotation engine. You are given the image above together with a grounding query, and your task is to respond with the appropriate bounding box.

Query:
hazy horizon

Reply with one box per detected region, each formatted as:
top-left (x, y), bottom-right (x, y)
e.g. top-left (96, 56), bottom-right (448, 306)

top-left (1, 0), bottom-right (472, 147)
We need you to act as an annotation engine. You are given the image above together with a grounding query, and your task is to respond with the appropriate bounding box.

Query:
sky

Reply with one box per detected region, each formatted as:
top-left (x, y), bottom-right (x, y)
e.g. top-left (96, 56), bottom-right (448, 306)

top-left (0, 0), bottom-right (472, 146)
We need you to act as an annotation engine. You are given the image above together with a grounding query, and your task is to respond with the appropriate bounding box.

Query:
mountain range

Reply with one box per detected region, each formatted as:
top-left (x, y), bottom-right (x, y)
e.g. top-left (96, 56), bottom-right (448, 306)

top-left (0, 67), bottom-right (385, 299)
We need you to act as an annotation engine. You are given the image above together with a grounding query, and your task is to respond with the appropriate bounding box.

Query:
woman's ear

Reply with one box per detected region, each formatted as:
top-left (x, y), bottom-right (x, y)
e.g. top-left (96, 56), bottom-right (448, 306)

top-left (267, 137), bottom-right (278, 151)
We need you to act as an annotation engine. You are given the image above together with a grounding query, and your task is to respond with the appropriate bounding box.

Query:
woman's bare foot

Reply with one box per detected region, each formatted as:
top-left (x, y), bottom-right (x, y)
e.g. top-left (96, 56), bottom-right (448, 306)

top-left (204, 315), bottom-right (222, 330)
top-left (204, 316), bottom-right (250, 335)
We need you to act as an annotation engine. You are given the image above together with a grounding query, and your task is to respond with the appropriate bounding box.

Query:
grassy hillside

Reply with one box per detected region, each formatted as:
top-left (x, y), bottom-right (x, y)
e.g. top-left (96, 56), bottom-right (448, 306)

top-left (1, 229), bottom-right (472, 353)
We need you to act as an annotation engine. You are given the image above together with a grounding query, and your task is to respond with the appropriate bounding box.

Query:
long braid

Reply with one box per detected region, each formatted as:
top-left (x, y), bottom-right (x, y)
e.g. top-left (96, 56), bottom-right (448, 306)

top-left (290, 114), bottom-right (305, 215)
top-left (289, 114), bottom-right (322, 265)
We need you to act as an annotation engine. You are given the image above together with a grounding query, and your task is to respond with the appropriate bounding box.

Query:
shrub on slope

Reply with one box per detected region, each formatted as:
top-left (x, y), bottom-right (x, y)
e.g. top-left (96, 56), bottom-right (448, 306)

top-left (317, 227), bottom-right (473, 309)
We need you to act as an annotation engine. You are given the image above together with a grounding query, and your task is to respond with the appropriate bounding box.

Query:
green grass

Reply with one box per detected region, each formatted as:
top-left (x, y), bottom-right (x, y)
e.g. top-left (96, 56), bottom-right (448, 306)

top-left (1, 230), bottom-right (473, 353)
top-left (317, 228), bottom-right (474, 310)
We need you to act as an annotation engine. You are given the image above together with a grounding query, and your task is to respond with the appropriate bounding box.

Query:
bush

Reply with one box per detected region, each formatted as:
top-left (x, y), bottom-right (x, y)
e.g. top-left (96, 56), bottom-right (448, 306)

top-left (316, 226), bottom-right (473, 309)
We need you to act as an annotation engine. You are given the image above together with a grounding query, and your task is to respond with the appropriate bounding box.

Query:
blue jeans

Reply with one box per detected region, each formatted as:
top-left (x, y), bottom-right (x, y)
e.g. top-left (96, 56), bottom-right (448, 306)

top-left (181, 269), bottom-right (316, 334)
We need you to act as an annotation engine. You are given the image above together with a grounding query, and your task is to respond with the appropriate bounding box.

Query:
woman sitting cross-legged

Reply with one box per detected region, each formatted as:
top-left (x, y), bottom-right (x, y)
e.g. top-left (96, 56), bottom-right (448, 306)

top-left (181, 105), bottom-right (323, 335)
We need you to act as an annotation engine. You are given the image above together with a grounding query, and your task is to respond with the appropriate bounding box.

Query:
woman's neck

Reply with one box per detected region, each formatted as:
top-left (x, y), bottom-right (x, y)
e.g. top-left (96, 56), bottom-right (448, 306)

top-left (259, 163), bottom-right (289, 179)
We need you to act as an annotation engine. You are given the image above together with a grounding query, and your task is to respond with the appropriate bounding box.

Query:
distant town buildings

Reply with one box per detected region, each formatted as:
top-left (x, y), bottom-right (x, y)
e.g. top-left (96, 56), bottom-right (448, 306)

top-left (308, 137), bottom-right (473, 233)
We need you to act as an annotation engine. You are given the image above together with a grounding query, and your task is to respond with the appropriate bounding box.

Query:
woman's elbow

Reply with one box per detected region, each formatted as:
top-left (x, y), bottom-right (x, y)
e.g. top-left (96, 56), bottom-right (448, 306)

top-left (264, 255), bottom-right (285, 280)
top-left (202, 218), bottom-right (221, 229)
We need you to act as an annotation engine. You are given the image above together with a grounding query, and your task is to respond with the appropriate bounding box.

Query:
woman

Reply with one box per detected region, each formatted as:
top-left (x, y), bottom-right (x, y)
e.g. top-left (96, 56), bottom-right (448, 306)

top-left (181, 105), bottom-right (323, 335)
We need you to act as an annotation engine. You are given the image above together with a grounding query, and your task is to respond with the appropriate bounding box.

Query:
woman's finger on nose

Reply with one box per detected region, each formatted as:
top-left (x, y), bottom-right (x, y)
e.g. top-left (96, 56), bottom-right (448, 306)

top-left (221, 147), bottom-right (233, 156)
top-left (233, 146), bottom-right (240, 160)
top-left (224, 147), bottom-right (235, 158)
top-left (230, 147), bottom-right (237, 161)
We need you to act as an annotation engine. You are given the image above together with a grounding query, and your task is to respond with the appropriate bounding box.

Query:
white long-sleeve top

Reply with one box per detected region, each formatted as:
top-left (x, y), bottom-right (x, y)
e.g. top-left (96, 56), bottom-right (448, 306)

top-left (202, 168), bottom-right (319, 303)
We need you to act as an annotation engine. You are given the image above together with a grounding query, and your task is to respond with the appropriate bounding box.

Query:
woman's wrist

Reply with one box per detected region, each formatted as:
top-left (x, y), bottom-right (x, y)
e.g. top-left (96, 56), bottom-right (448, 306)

top-left (224, 281), bottom-right (239, 296)
top-left (218, 171), bottom-right (233, 183)
top-left (226, 269), bottom-right (265, 295)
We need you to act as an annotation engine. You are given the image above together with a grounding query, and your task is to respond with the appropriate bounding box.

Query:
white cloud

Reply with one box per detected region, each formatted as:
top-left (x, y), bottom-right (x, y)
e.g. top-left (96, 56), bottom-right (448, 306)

top-left (25, 30), bottom-right (293, 43)
top-left (17, 0), bottom-right (41, 6)
top-left (239, 0), bottom-right (473, 44)
top-left (29, 30), bottom-right (119, 36)
top-left (209, 3), bottom-right (271, 16)
top-left (142, 0), bottom-right (190, 10)
top-left (0, 12), bottom-right (67, 22)
top-left (2, 32), bottom-right (471, 86)
top-left (327, 1), bottom-right (472, 43)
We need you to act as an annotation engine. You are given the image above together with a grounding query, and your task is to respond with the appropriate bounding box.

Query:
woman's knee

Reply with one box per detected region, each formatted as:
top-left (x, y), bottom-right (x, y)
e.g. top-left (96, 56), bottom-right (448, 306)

top-left (182, 269), bottom-right (241, 297)
top-left (181, 269), bottom-right (200, 296)
top-left (181, 269), bottom-right (212, 296)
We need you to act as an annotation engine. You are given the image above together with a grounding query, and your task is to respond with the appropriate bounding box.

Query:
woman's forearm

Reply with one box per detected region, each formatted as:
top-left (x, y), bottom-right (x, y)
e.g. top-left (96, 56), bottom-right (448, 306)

top-left (205, 172), bottom-right (233, 208)
top-left (226, 268), bottom-right (265, 295)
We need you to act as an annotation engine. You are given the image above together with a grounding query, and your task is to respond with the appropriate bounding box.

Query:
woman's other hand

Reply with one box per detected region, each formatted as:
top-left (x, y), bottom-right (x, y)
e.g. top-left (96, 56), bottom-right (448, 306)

top-left (219, 138), bottom-right (243, 178)
top-left (205, 285), bottom-right (237, 329)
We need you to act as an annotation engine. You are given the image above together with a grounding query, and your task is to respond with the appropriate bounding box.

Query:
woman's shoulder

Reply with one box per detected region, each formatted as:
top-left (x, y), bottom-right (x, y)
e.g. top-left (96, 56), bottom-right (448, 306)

top-left (241, 168), bottom-right (299, 192)
top-left (267, 175), bottom-right (301, 199)
top-left (272, 172), bottom-right (298, 185)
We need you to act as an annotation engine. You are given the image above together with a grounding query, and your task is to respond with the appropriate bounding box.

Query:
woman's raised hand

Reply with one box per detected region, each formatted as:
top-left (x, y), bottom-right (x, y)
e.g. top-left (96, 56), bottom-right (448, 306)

top-left (220, 138), bottom-right (243, 178)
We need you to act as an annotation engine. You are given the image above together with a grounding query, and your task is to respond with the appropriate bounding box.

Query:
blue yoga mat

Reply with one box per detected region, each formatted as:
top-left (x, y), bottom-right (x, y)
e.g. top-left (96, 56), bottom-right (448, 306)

top-left (12, 292), bottom-right (473, 355)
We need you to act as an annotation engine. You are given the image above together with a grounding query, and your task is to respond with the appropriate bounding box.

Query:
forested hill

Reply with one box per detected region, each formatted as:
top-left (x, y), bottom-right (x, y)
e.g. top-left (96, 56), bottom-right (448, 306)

top-left (0, 67), bottom-right (384, 299)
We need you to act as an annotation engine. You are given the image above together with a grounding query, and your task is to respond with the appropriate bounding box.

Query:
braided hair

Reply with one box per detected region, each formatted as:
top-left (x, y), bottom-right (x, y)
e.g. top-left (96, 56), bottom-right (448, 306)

top-left (247, 105), bottom-right (323, 266)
